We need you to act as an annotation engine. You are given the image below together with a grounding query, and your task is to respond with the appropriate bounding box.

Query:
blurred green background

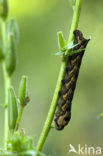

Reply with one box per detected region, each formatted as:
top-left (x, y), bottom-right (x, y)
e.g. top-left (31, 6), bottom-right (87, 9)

top-left (0, 0), bottom-right (103, 156)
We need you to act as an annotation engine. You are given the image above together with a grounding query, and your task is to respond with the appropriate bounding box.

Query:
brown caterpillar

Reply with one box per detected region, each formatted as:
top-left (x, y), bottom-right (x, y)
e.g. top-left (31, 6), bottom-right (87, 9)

top-left (54, 30), bottom-right (90, 130)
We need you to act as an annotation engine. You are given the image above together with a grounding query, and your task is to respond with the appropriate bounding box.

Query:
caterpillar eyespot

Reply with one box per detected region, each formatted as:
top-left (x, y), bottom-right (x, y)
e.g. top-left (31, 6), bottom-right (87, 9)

top-left (54, 30), bottom-right (90, 130)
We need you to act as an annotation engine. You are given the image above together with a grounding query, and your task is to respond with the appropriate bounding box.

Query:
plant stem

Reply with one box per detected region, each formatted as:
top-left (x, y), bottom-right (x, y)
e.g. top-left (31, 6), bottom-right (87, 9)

top-left (3, 63), bottom-right (11, 148)
top-left (15, 106), bottom-right (23, 131)
top-left (67, 0), bottom-right (82, 44)
top-left (36, 0), bottom-right (82, 152)
top-left (1, 20), bottom-right (11, 149)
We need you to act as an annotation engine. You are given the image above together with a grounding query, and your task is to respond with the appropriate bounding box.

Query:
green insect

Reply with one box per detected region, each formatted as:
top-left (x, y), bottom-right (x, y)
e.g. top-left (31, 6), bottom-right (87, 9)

top-left (54, 30), bottom-right (90, 130)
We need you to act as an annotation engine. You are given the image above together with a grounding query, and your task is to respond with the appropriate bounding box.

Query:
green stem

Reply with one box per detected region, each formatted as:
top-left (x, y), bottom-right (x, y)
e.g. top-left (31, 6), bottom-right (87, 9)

top-left (15, 106), bottom-right (23, 131)
top-left (67, 0), bottom-right (82, 43)
top-left (1, 20), bottom-right (11, 149)
top-left (3, 63), bottom-right (11, 148)
top-left (36, 0), bottom-right (82, 152)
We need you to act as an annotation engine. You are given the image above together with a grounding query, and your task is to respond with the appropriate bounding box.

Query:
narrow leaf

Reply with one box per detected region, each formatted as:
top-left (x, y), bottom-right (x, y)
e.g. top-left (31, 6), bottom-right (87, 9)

top-left (8, 87), bottom-right (18, 131)
top-left (69, 48), bottom-right (86, 55)
top-left (57, 31), bottom-right (66, 50)
top-left (65, 41), bottom-right (79, 50)
top-left (55, 51), bottom-right (65, 56)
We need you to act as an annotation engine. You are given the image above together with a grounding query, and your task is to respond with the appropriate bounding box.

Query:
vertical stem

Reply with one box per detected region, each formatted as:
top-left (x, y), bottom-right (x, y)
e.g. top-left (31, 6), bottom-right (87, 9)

top-left (3, 63), bottom-right (11, 148)
top-left (68, 0), bottom-right (82, 43)
top-left (2, 20), bottom-right (11, 149)
top-left (36, 0), bottom-right (82, 152)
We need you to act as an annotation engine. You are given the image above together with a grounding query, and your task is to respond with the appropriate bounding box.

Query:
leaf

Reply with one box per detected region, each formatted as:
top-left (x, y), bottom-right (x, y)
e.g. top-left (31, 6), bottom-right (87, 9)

top-left (55, 42), bottom-right (80, 56)
top-left (21, 150), bottom-right (46, 156)
top-left (55, 51), bottom-right (65, 56)
top-left (57, 31), bottom-right (66, 50)
top-left (69, 0), bottom-right (76, 9)
top-left (18, 75), bottom-right (28, 107)
top-left (19, 150), bottom-right (36, 156)
top-left (8, 87), bottom-right (18, 131)
top-left (65, 41), bottom-right (79, 50)
top-left (51, 125), bottom-right (55, 129)
top-left (7, 131), bottom-right (34, 153)
top-left (69, 48), bottom-right (86, 55)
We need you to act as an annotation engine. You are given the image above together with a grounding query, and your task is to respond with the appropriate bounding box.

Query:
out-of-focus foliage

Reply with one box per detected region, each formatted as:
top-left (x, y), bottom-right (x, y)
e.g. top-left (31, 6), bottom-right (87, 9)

top-left (7, 131), bottom-right (34, 155)
top-left (0, 131), bottom-right (46, 156)
top-left (0, 0), bottom-right (103, 156)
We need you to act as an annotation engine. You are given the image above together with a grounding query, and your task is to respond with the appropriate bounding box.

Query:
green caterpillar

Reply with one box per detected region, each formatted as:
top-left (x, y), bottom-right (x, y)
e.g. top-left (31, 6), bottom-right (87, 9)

top-left (54, 30), bottom-right (90, 130)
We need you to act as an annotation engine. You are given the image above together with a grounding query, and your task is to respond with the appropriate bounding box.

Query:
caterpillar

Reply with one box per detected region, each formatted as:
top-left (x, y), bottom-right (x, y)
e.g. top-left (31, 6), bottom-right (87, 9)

top-left (54, 30), bottom-right (90, 130)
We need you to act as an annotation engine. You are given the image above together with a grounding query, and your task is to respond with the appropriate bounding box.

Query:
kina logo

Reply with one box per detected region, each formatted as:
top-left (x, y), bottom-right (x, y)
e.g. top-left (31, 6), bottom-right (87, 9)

top-left (68, 144), bottom-right (102, 155)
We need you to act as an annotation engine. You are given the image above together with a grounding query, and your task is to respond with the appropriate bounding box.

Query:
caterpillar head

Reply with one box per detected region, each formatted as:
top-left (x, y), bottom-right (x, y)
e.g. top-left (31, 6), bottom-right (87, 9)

top-left (73, 30), bottom-right (90, 49)
top-left (54, 111), bottom-right (71, 130)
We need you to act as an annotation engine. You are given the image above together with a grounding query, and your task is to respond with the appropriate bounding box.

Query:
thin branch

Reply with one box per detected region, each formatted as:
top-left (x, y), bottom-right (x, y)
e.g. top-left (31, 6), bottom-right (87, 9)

top-left (1, 21), bottom-right (11, 149)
